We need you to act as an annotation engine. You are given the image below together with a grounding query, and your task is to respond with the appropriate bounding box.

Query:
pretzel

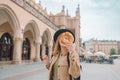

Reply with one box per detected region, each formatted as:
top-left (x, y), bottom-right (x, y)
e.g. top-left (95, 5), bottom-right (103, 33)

top-left (59, 32), bottom-right (74, 46)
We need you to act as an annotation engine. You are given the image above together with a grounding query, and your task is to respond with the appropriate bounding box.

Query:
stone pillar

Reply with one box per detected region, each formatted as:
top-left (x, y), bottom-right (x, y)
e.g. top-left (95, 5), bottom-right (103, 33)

top-left (34, 42), bottom-right (41, 62)
top-left (12, 37), bottom-right (23, 64)
top-left (48, 44), bottom-right (53, 59)
top-left (42, 44), bottom-right (46, 56)
top-left (74, 18), bottom-right (80, 55)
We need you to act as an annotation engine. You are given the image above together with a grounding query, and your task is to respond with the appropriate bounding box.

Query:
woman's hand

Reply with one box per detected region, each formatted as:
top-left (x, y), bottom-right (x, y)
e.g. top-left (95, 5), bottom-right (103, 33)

top-left (42, 55), bottom-right (49, 65)
top-left (66, 43), bottom-right (75, 54)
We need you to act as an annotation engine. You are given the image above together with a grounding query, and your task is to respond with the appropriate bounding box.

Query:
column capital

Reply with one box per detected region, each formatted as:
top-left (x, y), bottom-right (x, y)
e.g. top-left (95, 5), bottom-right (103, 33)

top-left (48, 43), bottom-right (53, 47)
top-left (35, 41), bottom-right (41, 44)
top-left (13, 36), bottom-right (23, 41)
top-left (35, 36), bottom-right (42, 44)
top-left (13, 31), bottom-right (23, 41)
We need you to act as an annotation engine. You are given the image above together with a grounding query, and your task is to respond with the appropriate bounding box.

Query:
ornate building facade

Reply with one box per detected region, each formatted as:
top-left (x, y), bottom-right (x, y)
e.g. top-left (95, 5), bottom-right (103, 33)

top-left (0, 0), bottom-right (81, 64)
top-left (49, 5), bottom-right (81, 54)
top-left (85, 39), bottom-right (118, 56)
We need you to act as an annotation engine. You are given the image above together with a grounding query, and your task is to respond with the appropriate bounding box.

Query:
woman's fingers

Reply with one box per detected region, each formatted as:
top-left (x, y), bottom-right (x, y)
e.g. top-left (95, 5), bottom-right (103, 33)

top-left (65, 43), bottom-right (75, 52)
top-left (42, 55), bottom-right (49, 65)
top-left (42, 55), bottom-right (48, 60)
top-left (66, 43), bottom-right (74, 48)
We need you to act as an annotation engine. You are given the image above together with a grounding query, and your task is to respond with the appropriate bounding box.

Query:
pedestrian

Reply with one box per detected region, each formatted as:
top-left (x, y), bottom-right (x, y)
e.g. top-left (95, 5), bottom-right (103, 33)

top-left (42, 29), bottom-right (80, 80)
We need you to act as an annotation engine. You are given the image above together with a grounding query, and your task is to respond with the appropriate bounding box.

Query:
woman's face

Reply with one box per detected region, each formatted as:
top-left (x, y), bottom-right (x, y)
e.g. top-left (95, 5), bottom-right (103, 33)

top-left (59, 32), bottom-right (74, 47)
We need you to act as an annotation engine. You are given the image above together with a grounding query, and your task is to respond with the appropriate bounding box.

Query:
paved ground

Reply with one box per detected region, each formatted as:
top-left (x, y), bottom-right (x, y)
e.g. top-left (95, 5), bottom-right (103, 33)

top-left (81, 63), bottom-right (120, 80)
top-left (0, 59), bottom-right (120, 80)
top-left (0, 62), bottom-right (49, 80)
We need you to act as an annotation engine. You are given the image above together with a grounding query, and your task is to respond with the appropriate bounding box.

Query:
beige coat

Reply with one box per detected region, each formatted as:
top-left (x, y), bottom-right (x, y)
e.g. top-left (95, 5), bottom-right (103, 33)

top-left (46, 51), bottom-right (80, 80)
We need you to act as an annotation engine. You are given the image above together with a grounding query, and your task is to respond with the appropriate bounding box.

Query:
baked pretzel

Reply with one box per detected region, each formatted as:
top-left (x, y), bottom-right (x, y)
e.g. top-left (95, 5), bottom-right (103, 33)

top-left (59, 32), bottom-right (74, 46)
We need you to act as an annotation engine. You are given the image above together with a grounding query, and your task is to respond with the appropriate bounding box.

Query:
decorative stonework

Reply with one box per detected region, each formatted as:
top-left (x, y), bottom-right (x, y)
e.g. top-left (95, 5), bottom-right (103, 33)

top-left (12, 0), bottom-right (24, 7)
top-left (11, 0), bottom-right (58, 30)
top-left (14, 37), bottom-right (23, 41)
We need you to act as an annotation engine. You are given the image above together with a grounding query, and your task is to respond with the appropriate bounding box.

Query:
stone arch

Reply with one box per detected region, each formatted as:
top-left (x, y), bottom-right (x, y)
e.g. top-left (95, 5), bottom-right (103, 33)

top-left (41, 28), bottom-right (52, 58)
top-left (0, 4), bottom-right (20, 35)
top-left (0, 4), bottom-right (21, 63)
top-left (23, 20), bottom-right (40, 61)
top-left (42, 28), bottom-right (52, 44)
top-left (24, 20), bottom-right (41, 42)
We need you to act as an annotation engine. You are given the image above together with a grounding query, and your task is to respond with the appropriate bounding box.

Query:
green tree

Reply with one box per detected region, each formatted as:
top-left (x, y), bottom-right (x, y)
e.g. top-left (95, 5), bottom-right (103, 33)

top-left (110, 48), bottom-right (116, 55)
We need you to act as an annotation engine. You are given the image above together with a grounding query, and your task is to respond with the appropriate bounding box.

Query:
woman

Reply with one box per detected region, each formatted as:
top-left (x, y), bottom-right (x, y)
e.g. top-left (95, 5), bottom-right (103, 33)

top-left (43, 29), bottom-right (80, 80)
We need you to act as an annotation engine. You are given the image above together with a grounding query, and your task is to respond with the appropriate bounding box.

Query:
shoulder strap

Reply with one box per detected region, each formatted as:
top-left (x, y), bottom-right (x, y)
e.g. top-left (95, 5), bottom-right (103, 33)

top-left (67, 52), bottom-right (72, 80)
top-left (67, 52), bottom-right (70, 67)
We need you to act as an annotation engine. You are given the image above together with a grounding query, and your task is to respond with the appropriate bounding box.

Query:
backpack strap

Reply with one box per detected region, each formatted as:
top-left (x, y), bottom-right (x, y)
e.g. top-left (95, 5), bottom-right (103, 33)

top-left (67, 52), bottom-right (72, 80)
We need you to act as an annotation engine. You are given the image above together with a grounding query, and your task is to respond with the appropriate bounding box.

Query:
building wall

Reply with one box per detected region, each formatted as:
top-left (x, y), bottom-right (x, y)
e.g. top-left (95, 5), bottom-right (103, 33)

top-left (85, 39), bottom-right (118, 56)
top-left (49, 6), bottom-right (81, 54)
top-left (0, 0), bottom-right (81, 64)
top-left (93, 41), bottom-right (118, 55)
top-left (117, 42), bottom-right (120, 54)
top-left (0, 0), bottom-right (57, 64)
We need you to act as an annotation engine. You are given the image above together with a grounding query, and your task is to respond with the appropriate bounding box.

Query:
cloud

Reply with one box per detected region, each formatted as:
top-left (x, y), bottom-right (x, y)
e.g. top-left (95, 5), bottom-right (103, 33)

top-left (75, 0), bottom-right (112, 9)
top-left (49, 0), bottom-right (69, 3)
top-left (101, 2), bottom-right (111, 8)
top-left (81, 10), bottom-right (120, 41)
top-left (78, 0), bottom-right (97, 7)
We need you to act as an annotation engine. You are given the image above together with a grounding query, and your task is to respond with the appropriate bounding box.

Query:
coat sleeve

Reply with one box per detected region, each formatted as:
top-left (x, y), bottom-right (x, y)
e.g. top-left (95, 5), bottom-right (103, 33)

top-left (68, 51), bottom-right (80, 78)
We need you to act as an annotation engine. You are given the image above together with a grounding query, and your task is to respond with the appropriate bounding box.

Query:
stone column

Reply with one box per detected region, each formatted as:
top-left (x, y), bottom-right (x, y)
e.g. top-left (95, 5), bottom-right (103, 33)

top-left (34, 42), bottom-right (41, 62)
top-left (12, 36), bottom-right (23, 64)
top-left (75, 22), bottom-right (80, 55)
top-left (42, 44), bottom-right (46, 56)
top-left (48, 44), bottom-right (53, 59)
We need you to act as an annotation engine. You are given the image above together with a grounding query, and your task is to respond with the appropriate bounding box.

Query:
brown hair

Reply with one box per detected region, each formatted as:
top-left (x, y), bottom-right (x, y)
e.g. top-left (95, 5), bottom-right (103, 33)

top-left (53, 34), bottom-right (69, 56)
top-left (53, 35), bottom-right (61, 56)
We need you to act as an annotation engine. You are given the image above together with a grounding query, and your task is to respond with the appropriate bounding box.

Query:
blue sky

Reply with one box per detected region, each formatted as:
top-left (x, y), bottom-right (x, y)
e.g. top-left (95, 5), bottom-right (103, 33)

top-left (35, 0), bottom-right (120, 41)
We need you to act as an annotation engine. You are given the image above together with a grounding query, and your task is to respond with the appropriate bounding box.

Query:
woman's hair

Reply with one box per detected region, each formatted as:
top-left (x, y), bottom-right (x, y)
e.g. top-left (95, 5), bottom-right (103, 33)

top-left (53, 35), bottom-right (61, 56)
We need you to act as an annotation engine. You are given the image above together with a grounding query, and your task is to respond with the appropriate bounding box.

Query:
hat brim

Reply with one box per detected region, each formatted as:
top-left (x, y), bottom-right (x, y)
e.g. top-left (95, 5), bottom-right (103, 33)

top-left (54, 29), bottom-right (75, 43)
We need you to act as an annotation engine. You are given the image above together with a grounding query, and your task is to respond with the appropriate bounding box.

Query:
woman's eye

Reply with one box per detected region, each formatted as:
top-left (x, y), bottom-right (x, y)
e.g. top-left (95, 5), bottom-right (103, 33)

top-left (64, 36), bottom-right (68, 40)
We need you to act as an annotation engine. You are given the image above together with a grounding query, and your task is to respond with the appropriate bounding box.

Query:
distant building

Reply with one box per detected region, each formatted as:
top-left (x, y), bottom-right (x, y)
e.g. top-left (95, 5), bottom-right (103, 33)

top-left (117, 41), bottom-right (120, 54)
top-left (84, 39), bottom-right (118, 56)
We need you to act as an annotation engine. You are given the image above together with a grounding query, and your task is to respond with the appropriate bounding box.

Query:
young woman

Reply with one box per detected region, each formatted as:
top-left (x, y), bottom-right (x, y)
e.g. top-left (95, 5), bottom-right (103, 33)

top-left (43, 29), bottom-right (80, 80)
